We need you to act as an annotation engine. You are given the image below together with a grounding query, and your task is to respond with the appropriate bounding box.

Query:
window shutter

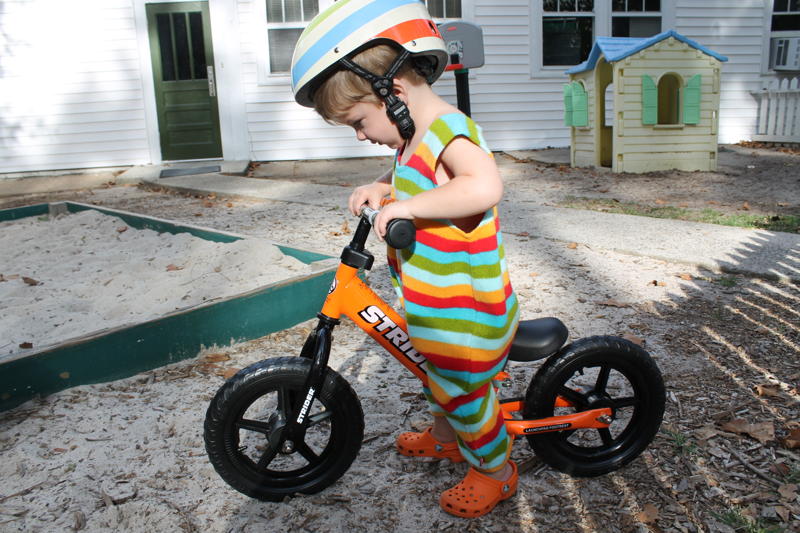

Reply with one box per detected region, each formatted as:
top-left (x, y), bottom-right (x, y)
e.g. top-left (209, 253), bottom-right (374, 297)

top-left (571, 81), bottom-right (588, 127)
top-left (641, 75), bottom-right (657, 125)
top-left (683, 74), bottom-right (702, 125)
top-left (563, 84), bottom-right (574, 126)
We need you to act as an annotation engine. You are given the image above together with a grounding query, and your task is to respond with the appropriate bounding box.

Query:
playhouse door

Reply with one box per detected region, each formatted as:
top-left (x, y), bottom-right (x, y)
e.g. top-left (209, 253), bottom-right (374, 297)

top-left (146, 2), bottom-right (222, 161)
top-left (595, 59), bottom-right (614, 168)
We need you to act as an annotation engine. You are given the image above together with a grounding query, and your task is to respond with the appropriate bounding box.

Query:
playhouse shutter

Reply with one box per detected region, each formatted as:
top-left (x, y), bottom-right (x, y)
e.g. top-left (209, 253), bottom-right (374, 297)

top-left (563, 84), bottom-right (574, 126)
top-left (683, 74), bottom-right (702, 125)
top-left (641, 75), bottom-right (657, 125)
top-left (571, 81), bottom-right (588, 127)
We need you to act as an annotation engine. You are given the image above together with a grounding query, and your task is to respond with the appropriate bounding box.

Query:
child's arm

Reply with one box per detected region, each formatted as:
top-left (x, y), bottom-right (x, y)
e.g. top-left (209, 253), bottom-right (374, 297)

top-left (348, 168), bottom-right (393, 216)
top-left (373, 138), bottom-right (502, 238)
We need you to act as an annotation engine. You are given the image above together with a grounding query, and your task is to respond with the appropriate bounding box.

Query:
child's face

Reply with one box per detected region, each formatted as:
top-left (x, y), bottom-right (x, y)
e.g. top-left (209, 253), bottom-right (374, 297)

top-left (342, 102), bottom-right (404, 149)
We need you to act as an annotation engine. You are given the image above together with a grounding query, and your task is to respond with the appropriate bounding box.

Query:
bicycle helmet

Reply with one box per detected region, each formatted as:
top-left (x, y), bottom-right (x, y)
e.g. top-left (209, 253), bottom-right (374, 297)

top-left (291, 0), bottom-right (448, 139)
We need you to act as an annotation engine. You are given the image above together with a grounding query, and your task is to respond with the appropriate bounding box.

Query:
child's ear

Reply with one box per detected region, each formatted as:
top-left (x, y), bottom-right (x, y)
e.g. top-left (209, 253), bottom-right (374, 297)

top-left (392, 77), bottom-right (410, 102)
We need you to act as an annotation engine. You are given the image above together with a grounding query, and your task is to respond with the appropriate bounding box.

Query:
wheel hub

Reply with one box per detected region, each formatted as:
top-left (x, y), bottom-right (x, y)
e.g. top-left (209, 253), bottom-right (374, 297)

top-left (585, 390), bottom-right (616, 419)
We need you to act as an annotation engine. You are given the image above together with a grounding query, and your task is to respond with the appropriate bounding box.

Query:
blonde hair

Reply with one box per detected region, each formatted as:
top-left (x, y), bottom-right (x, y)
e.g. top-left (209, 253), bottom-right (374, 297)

top-left (312, 45), bottom-right (426, 124)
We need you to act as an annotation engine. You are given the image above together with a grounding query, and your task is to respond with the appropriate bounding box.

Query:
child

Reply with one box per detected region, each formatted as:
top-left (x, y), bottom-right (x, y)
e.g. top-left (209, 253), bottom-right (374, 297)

top-left (291, 0), bottom-right (520, 518)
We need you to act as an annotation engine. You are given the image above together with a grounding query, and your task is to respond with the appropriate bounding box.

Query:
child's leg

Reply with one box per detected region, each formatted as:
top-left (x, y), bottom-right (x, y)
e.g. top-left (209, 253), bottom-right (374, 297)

top-left (423, 364), bottom-right (512, 472)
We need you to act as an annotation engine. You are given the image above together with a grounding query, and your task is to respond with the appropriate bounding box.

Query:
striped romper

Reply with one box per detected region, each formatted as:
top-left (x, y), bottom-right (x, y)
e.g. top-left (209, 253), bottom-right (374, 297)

top-left (388, 112), bottom-right (520, 472)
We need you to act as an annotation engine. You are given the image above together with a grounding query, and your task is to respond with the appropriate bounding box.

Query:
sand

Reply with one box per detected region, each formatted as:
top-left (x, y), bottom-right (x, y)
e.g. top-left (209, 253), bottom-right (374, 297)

top-left (0, 209), bottom-right (314, 359)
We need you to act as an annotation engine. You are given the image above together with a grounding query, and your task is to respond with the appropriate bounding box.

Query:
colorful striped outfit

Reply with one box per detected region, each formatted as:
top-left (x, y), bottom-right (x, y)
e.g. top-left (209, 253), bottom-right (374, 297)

top-left (388, 113), bottom-right (520, 472)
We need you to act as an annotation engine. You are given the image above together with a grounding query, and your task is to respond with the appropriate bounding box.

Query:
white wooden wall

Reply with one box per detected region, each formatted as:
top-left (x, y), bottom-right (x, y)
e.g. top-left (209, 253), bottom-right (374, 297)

top-left (0, 0), bottom-right (151, 174)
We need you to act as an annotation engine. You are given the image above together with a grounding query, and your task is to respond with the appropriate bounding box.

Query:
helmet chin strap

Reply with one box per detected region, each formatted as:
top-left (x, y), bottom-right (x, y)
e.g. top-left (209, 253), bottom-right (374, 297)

top-left (338, 50), bottom-right (415, 140)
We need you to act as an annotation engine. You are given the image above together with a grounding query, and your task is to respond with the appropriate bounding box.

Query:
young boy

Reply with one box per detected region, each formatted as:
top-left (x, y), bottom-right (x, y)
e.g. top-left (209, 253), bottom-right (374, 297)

top-left (291, 0), bottom-right (520, 518)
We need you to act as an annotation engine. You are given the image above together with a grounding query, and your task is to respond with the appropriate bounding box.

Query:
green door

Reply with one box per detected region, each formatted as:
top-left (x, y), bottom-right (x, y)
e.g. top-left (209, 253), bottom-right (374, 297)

top-left (146, 2), bottom-right (222, 160)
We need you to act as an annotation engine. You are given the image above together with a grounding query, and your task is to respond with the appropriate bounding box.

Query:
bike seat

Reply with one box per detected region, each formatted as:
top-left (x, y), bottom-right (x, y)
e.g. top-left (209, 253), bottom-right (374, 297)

top-left (508, 317), bottom-right (568, 362)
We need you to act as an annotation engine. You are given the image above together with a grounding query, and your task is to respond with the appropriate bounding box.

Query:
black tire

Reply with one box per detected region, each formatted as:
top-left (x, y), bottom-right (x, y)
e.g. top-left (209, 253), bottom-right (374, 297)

top-left (523, 336), bottom-right (665, 477)
top-left (204, 357), bottom-right (364, 501)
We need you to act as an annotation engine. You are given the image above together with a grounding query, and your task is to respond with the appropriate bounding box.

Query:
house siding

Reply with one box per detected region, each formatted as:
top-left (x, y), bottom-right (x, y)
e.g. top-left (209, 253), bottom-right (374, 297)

top-left (0, 0), bottom-right (787, 175)
top-left (0, 0), bottom-right (150, 174)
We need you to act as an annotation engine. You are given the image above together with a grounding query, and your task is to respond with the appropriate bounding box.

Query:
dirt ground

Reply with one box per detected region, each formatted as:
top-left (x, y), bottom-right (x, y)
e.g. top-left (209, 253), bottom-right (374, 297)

top-left (1, 144), bottom-right (799, 533)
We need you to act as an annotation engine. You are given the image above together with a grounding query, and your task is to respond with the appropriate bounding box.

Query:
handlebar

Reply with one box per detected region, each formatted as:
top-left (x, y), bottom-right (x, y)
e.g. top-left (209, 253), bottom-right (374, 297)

top-left (360, 206), bottom-right (415, 249)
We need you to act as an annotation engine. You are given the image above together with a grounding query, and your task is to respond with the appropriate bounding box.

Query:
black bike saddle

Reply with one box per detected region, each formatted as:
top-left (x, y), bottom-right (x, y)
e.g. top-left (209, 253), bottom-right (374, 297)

top-left (508, 317), bottom-right (569, 362)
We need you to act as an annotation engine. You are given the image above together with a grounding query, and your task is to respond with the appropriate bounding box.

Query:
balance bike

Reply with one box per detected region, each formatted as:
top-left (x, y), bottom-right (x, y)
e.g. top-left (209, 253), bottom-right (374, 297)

top-left (204, 208), bottom-right (666, 501)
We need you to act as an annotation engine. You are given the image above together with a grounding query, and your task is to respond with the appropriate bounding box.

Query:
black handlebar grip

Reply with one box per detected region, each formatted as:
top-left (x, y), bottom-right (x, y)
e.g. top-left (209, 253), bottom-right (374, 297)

top-left (384, 218), bottom-right (415, 249)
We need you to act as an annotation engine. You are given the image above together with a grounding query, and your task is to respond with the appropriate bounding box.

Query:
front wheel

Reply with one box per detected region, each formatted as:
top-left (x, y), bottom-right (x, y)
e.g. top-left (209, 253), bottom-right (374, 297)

top-left (204, 357), bottom-right (364, 501)
top-left (523, 336), bottom-right (665, 477)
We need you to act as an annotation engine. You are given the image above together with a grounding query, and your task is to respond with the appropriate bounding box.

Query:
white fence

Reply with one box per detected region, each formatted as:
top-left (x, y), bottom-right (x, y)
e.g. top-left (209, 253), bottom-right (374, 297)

top-left (751, 77), bottom-right (800, 143)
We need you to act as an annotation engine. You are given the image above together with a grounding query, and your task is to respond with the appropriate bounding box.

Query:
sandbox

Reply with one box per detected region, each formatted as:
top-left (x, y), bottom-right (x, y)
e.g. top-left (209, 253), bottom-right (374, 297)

top-left (0, 202), bottom-right (336, 411)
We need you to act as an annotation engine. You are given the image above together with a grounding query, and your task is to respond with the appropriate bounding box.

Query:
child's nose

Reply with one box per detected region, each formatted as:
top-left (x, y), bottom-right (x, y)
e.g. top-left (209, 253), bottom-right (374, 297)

top-left (356, 130), bottom-right (367, 141)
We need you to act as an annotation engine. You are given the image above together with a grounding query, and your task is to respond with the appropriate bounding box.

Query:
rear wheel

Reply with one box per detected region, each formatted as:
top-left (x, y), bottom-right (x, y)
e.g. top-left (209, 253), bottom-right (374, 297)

top-left (204, 357), bottom-right (364, 501)
top-left (523, 336), bottom-right (665, 477)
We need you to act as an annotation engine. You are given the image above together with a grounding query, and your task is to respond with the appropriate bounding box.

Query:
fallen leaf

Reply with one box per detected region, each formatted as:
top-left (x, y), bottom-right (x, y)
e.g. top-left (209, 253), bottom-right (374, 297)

top-left (193, 213), bottom-right (203, 217)
top-left (22, 276), bottom-right (41, 286)
top-left (694, 425), bottom-right (720, 442)
top-left (529, 272), bottom-right (539, 277)
top-left (341, 220), bottom-right (350, 234)
top-left (196, 363), bottom-right (221, 375)
top-left (721, 418), bottom-right (775, 444)
top-left (116, 226), bottom-right (128, 233)
top-left (648, 280), bottom-right (667, 287)
top-left (755, 384), bottom-right (782, 398)
top-left (597, 299), bottom-right (631, 308)
top-left (222, 368), bottom-right (241, 380)
top-left (203, 353), bottom-right (231, 363)
top-left (622, 334), bottom-right (645, 346)
top-left (59, 372), bottom-right (70, 379)
top-left (226, 202), bottom-right (234, 208)
top-left (776, 506), bottom-right (791, 522)
top-left (204, 201), bottom-right (214, 208)
top-left (567, 242), bottom-right (578, 249)
top-left (655, 199), bottom-right (666, 205)
top-left (778, 484), bottom-right (797, 501)
top-left (0, 274), bottom-right (6, 282)
top-left (678, 273), bottom-right (693, 281)
top-left (19, 342), bottom-right (33, 349)
top-left (771, 463), bottom-right (791, 477)
top-left (783, 428), bottom-right (800, 449)
top-left (52, 448), bottom-right (68, 454)
top-left (742, 201), bottom-right (750, 211)
top-left (166, 264), bottom-right (184, 271)
top-left (636, 503), bottom-right (659, 524)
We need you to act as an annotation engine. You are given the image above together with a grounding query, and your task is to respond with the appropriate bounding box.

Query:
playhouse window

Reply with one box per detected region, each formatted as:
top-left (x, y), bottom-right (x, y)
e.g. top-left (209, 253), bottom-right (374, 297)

top-left (543, 1), bottom-right (595, 66)
top-left (657, 74), bottom-right (681, 125)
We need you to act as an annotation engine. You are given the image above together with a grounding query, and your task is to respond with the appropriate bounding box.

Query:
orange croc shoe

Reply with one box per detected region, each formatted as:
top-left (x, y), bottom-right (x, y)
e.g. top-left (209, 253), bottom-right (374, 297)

top-left (439, 461), bottom-right (518, 518)
top-left (396, 428), bottom-right (465, 463)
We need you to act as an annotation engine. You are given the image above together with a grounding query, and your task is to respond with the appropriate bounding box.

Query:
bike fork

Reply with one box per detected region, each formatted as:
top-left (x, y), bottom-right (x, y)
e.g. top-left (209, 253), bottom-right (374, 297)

top-left (279, 315), bottom-right (339, 451)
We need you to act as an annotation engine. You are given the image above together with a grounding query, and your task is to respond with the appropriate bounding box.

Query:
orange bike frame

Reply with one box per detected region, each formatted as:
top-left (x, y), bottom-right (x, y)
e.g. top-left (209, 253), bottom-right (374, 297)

top-left (318, 262), bottom-right (612, 437)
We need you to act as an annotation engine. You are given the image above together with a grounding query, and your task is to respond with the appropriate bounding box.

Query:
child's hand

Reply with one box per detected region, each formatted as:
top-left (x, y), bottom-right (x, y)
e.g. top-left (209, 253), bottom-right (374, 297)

top-left (348, 182), bottom-right (392, 216)
top-left (373, 200), bottom-right (413, 241)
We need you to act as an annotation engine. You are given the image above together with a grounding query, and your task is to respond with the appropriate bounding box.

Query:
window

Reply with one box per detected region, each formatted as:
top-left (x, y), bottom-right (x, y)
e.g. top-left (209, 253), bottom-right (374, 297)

top-left (266, 0), bottom-right (331, 74)
top-left (425, 0), bottom-right (462, 19)
top-left (612, 0), bottom-right (661, 38)
top-left (657, 73), bottom-right (680, 125)
top-left (535, 1), bottom-right (671, 72)
top-left (641, 73), bottom-right (701, 126)
top-left (543, 1), bottom-right (595, 66)
top-left (264, 1), bottom-right (462, 76)
top-left (772, 0), bottom-right (800, 31)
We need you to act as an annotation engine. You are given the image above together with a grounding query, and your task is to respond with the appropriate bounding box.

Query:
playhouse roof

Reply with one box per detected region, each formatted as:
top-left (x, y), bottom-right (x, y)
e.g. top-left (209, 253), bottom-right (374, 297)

top-left (565, 29), bottom-right (728, 75)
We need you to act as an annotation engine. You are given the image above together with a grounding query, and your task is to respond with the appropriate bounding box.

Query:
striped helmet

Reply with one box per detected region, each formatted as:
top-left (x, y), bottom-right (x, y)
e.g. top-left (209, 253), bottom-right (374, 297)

top-left (291, 0), bottom-right (448, 108)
